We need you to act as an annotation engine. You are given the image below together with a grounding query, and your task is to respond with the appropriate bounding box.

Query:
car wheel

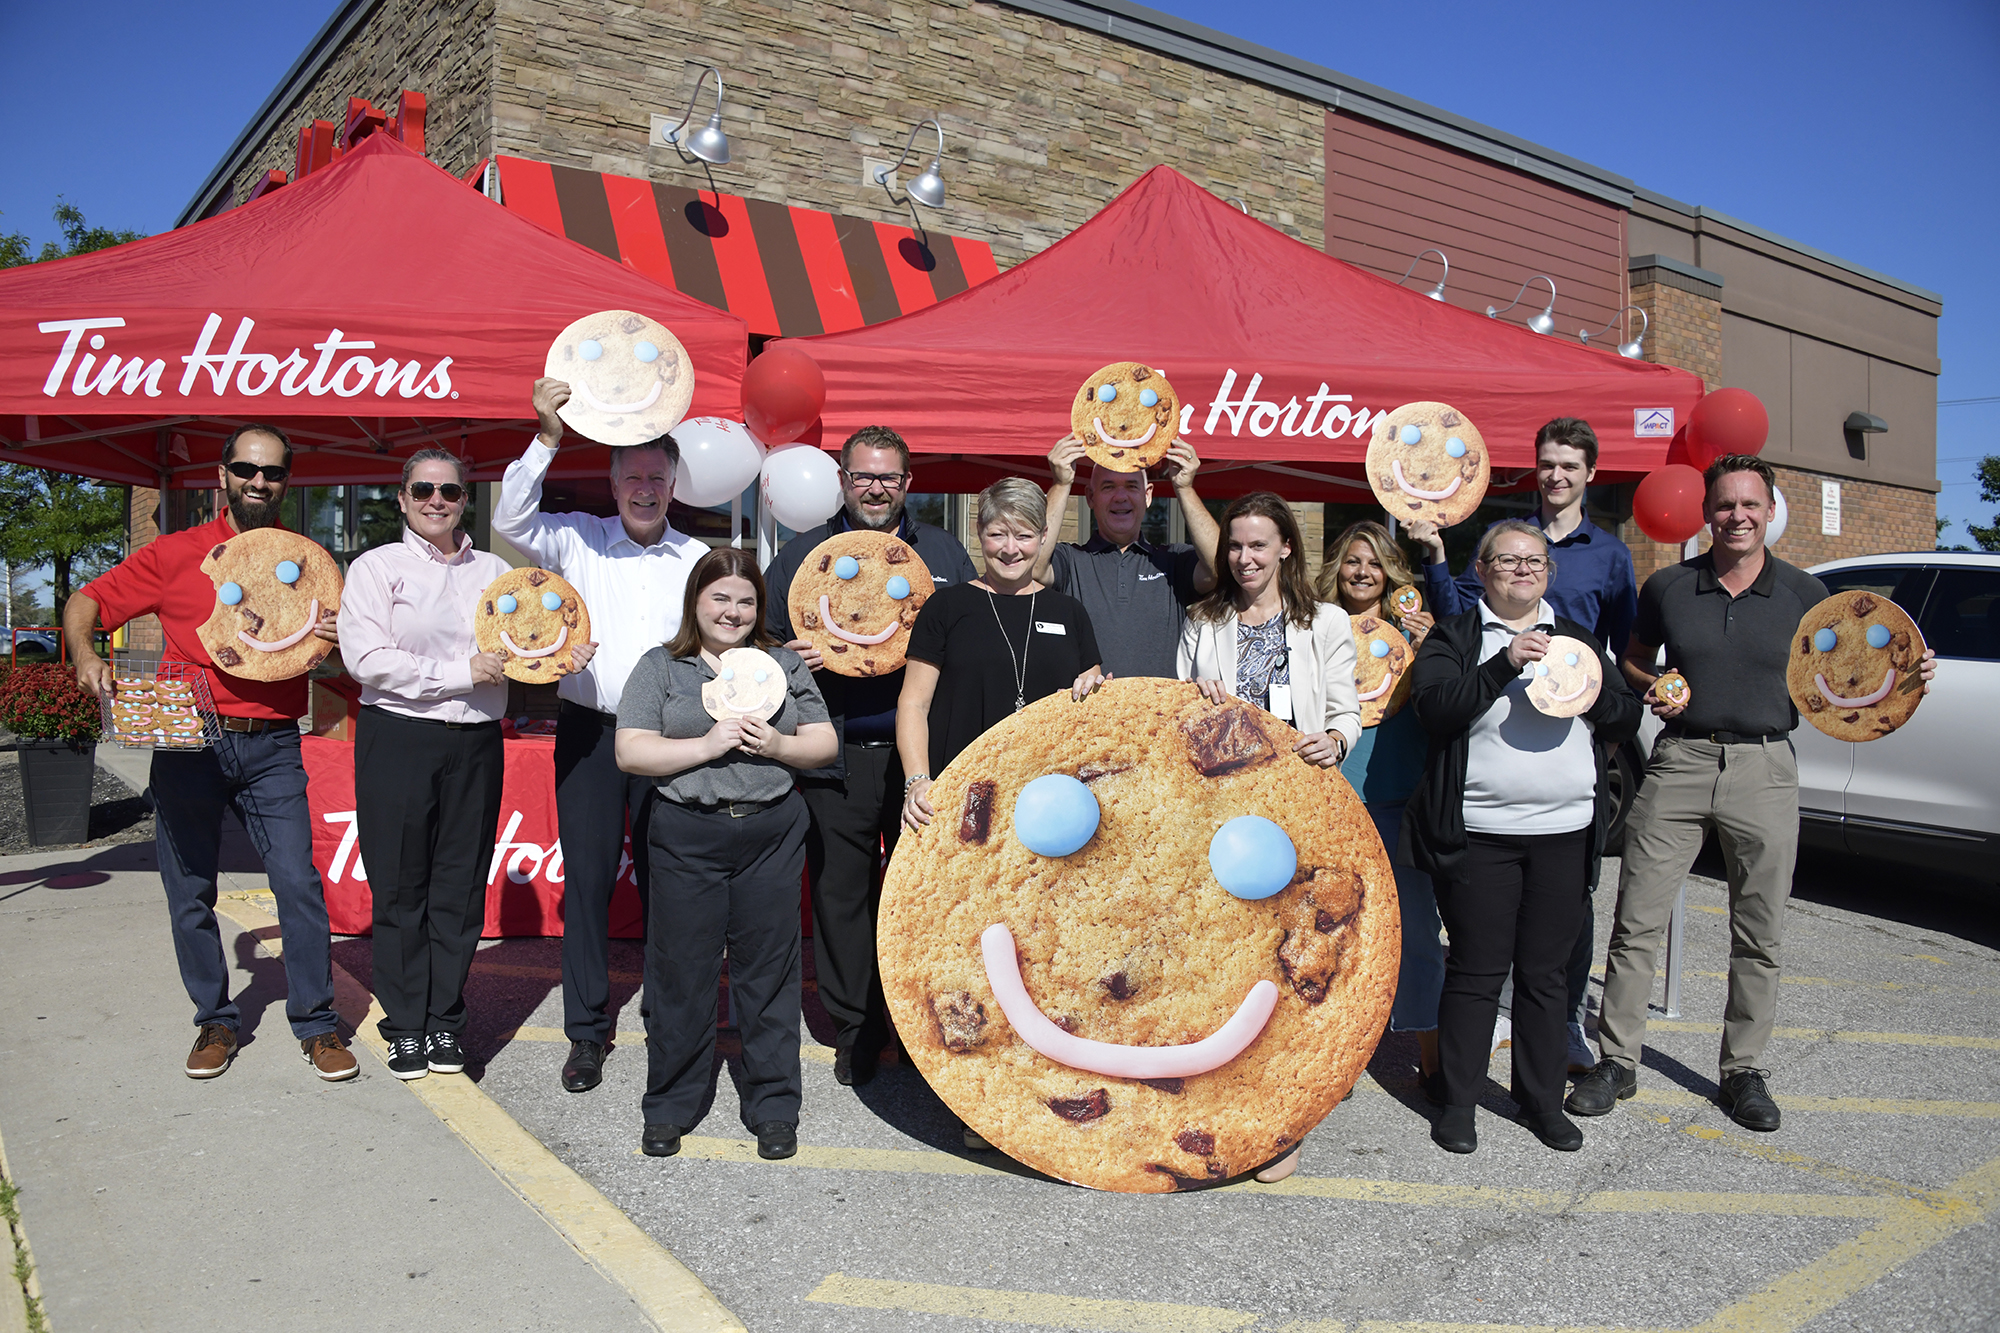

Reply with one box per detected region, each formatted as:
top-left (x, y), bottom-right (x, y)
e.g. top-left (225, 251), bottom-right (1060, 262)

top-left (1603, 743), bottom-right (1644, 858)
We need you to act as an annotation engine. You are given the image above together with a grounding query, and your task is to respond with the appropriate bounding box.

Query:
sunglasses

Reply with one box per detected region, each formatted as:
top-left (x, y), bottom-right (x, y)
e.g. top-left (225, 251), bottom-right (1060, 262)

top-left (225, 461), bottom-right (290, 484)
top-left (406, 481), bottom-right (467, 503)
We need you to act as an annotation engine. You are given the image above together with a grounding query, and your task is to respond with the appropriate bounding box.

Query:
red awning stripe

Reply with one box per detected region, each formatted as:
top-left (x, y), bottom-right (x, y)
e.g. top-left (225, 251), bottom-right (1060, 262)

top-left (495, 157), bottom-right (995, 337)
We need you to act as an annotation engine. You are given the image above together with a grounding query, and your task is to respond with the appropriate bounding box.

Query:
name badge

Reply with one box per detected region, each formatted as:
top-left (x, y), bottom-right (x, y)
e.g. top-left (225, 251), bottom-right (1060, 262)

top-left (1035, 621), bottom-right (1066, 636)
top-left (1268, 680), bottom-right (1294, 723)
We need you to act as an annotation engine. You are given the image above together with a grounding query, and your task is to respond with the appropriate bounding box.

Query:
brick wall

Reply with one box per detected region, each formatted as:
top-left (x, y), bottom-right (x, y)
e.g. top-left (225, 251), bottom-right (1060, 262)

top-left (1764, 465), bottom-right (1937, 568)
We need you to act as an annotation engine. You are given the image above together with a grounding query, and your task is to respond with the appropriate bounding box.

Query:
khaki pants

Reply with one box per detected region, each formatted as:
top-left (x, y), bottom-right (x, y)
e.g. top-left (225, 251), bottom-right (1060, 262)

top-left (1598, 735), bottom-right (1799, 1076)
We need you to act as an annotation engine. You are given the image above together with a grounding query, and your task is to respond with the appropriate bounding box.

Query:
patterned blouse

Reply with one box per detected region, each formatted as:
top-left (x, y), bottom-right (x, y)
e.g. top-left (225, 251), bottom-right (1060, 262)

top-left (1235, 615), bottom-right (1290, 714)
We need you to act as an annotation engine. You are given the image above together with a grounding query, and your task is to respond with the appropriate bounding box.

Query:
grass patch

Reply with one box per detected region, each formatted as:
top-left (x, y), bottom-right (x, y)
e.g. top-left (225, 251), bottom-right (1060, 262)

top-left (0, 1172), bottom-right (49, 1333)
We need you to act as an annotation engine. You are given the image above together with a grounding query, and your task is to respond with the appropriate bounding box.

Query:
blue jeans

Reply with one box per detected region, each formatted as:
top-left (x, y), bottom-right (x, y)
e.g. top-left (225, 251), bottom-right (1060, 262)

top-left (1371, 801), bottom-right (1443, 1033)
top-left (151, 726), bottom-right (337, 1040)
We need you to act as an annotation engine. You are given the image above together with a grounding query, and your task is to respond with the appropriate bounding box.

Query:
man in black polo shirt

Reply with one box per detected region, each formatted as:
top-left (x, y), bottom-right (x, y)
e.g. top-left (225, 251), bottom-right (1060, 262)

top-left (766, 426), bottom-right (977, 1086)
top-left (1031, 434), bottom-right (1220, 677)
top-left (1567, 454), bottom-right (1932, 1130)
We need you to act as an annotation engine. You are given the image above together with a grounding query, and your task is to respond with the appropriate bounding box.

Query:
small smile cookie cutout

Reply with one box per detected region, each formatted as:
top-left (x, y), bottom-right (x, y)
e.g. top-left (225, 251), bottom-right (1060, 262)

top-left (879, 678), bottom-right (1398, 1193)
top-left (701, 647), bottom-right (788, 722)
top-left (1788, 592), bottom-right (1926, 741)
top-left (1365, 401), bottom-right (1490, 528)
top-left (545, 310), bottom-right (694, 445)
top-left (1652, 670), bottom-right (1692, 709)
top-left (1071, 362), bottom-right (1180, 473)
top-left (1390, 585), bottom-right (1424, 619)
top-left (475, 568), bottom-right (592, 684)
top-left (1350, 615), bottom-right (1412, 728)
top-left (197, 529), bottom-right (342, 681)
top-left (1524, 636), bottom-right (1603, 718)
top-left (788, 530), bottom-right (933, 677)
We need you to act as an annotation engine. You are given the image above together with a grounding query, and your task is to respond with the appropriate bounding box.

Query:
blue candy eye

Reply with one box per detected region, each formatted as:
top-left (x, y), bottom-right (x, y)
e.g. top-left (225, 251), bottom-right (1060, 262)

top-left (1096, 384), bottom-right (1117, 403)
top-left (753, 669), bottom-right (770, 683)
top-left (1866, 624), bottom-right (1891, 649)
top-left (274, 560), bottom-right (301, 584)
top-left (720, 666), bottom-right (735, 681)
top-left (1533, 663), bottom-right (1550, 677)
top-left (1564, 652), bottom-right (1579, 667)
top-left (1013, 774), bottom-right (1100, 857)
top-left (1399, 424), bottom-right (1423, 445)
top-left (580, 340), bottom-right (603, 361)
top-left (1813, 628), bottom-right (1838, 652)
top-left (634, 340), bottom-right (659, 363)
top-left (541, 591), bottom-right (563, 611)
top-left (1208, 816), bottom-right (1296, 900)
top-left (1369, 638), bottom-right (1391, 658)
top-left (219, 582), bottom-right (244, 606)
top-left (1446, 437), bottom-right (1467, 458)
top-left (885, 575), bottom-right (911, 600)
top-left (834, 556), bottom-right (860, 580)
top-left (497, 594), bottom-right (518, 614)
top-left (1139, 388), bottom-right (1159, 407)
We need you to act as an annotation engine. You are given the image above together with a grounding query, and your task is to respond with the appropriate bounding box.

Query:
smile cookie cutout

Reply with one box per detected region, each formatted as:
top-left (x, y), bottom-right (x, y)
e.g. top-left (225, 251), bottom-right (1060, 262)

top-left (879, 677), bottom-right (1398, 1193)
top-left (1365, 401), bottom-right (1490, 528)
top-left (1390, 585), bottom-right (1424, 619)
top-left (1652, 670), bottom-right (1691, 710)
top-left (787, 530), bottom-right (933, 677)
top-left (701, 647), bottom-right (788, 722)
top-left (1071, 362), bottom-right (1180, 473)
top-left (197, 529), bottom-right (341, 681)
top-left (1350, 615), bottom-right (1412, 728)
top-left (1788, 592), bottom-right (1926, 741)
top-left (475, 568), bottom-right (592, 684)
top-left (545, 310), bottom-right (694, 446)
top-left (1523, 635), bottom-right (1603, 718)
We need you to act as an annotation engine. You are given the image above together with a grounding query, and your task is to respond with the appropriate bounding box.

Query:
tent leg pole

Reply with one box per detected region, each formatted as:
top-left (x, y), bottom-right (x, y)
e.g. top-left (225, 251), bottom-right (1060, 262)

top-left (757, 490), bottom-right (776, 570)
top-left (731, 494), bottom-right (744, 550)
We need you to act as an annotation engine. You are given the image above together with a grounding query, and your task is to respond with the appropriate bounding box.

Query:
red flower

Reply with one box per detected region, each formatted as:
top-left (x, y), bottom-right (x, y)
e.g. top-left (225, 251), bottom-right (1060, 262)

top-left (0, 663), bottom-right (102, 743)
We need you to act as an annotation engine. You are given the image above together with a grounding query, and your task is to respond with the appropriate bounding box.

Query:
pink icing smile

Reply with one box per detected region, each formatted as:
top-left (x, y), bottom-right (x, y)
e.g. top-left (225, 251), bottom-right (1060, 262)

top-left (1815, 670), bottom-right (1895, 709)
top-left (237, 598), bottom-right (320, 653)
top-left (1356, 675), bottom-right (1394, 702)
top-left (1091, 417), bottom-right (1159, 449)
top-left (818, 595), bottom-right (901, 645)
top-left (571, 378), bottom-right (664, 415)
top-left (1548, 675), bottom-right (1596, 704)
top-left (501, 624), bottom-right (569, 658)
top-left (1391, 460), bottom-right (1462, 502)
top-left (980, 923), bottom-right (1278, 1080)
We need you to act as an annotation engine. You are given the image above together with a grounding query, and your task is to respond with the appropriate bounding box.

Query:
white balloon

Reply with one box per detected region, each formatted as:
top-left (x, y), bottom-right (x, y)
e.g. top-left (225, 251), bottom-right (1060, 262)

top-left (671, 416), bottom-right (766, 509)
top-left (1701, 483), bottom-right (1789, 549)
top-left (760, 443), bottom-right (843, 532)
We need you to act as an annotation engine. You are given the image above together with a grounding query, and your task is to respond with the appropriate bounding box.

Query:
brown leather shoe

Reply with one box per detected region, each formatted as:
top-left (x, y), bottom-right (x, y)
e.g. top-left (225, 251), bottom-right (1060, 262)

top-left (302, 1032), bottom-right (359, 1082)
top-left (185, 1023), bottom-right (238, 1079)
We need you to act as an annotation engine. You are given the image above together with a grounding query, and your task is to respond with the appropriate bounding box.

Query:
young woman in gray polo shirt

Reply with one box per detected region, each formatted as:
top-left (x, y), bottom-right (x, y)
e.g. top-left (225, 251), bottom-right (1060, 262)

top-left (616, 547), bottom-right (837, 1163)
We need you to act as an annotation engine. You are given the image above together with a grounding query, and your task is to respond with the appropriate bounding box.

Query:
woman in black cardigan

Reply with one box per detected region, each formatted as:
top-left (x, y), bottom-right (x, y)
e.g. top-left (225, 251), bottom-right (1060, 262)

top-left (1405, 521), bottom-right (1640, 1154)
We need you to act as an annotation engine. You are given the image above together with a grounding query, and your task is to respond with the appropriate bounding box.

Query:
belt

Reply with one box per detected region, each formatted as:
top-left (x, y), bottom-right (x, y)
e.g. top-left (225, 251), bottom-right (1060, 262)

top-left (675, 793), bottom-right (787, 818)
top-left (1670, 727), bottom-right (1787, 745)
top-left (361, 704), bottom-right (499, 732)
top-left (849, 739), bottom-right (897, 749)
top-left (220, 716), bottom-right (291, 734)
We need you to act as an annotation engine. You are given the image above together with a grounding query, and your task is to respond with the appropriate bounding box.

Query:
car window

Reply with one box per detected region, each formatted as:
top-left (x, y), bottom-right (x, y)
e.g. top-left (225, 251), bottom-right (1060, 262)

top-left (1815, 566), bottom-right (1934, 621)
top-left (1918, 569), bottom-right (2000, 661)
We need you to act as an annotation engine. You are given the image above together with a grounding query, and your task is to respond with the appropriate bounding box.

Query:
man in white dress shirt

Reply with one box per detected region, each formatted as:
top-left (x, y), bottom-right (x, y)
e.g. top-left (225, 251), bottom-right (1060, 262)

top-left (494, 378), bottom-right (705, 1093)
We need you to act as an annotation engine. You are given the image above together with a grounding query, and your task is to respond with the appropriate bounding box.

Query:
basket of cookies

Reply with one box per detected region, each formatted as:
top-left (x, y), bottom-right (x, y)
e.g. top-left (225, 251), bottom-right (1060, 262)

top-left (102, 659), bottom-right (221, 750)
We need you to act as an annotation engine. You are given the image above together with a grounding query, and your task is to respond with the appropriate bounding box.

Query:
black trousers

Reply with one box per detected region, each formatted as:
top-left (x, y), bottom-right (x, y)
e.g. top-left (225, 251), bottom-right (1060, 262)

top-left (1435, 828), bottom-right (1589, 1115)
top-left (356, 707), bottom-right (504, 1042)
top-left (556, 701), bottom-right (657, 1044)
top-left (802, 742), bottom-right (903, 1056)
top-left (643, 792), bottom-right (808, 1130)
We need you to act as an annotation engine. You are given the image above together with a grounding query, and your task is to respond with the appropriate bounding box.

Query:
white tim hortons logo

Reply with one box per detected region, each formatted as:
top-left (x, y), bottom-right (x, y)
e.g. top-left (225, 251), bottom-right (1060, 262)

top-left (37, 314), bottom-right (454, 402)
top-left (1186, 369), bottom-right (1389, 441)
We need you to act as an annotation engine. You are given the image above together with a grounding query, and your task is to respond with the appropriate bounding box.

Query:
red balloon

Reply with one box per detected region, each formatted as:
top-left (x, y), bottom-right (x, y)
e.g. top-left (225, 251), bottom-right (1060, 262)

top-left (1686, 388), bottom-right (1769, 469)
top-left (1632, 464), bottom-right (1707, 544)
top-left (741, 344), bottom-right (826, 446)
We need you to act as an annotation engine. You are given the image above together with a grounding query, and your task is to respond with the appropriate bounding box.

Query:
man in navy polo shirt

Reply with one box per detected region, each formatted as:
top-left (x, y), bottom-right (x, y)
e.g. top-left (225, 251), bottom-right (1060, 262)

top-left (1414, 416), bottom-right (1637, 1073)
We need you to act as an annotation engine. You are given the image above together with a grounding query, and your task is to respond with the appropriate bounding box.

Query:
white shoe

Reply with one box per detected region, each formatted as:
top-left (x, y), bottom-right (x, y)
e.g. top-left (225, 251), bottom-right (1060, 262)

top-left (1566, 1021), bottom-right (1597, 1074)
top-left (1491, 1015), bottom-right (1512, 1055)
top-left (1255, 1146), bottom-right (1301, 1183)
top-left (963, 1127), bottom-right (991, 1150)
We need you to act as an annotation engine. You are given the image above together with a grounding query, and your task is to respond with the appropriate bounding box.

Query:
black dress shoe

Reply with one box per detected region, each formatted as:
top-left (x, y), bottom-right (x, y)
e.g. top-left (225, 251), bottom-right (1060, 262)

top-left (1565, 1059), bottom-right (1638, 1116)
top-left (753, 1121), bottom-right (798, 1160)
top-left (1522, 1109), bottom-right (1584, 1151)
top-left (641, 1123), bottom-right (684, 1157)
top-left (1431, 1105), bottom-right (1477, 1154)
top-left (562, 1039), bottom-right (604, 1093)
top-left (1718, 1069), bottom-right (1782, 1131)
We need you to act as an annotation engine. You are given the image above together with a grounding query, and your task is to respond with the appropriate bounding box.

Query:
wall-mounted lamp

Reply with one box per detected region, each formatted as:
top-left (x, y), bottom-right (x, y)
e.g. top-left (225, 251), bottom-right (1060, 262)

top-left (1398, 248), bottom-right (1450, 301)
top-left (661, 64), bottom-right (731, 165)
top-left (1579, 305), bottom-right (1648, 358)
top-left (1487, 275), bottom-right (1557, 334)
top-left (1223, 196), bottom-right (1250, 214)
top-left (1844, 411), bottom-right (1888, 434)
top-left (875, 116), bottom-right (946, 225)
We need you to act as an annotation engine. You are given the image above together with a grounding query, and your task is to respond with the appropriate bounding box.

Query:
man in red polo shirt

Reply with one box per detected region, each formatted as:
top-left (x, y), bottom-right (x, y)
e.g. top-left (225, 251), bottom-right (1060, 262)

top-left (64, 424), bottom-right (355, 1082)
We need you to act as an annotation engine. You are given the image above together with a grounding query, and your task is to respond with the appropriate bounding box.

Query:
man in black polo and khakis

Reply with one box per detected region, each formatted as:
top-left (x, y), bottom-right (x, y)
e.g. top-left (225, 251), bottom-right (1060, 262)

top-left (1568, 454), bottom-right (1933, 1130)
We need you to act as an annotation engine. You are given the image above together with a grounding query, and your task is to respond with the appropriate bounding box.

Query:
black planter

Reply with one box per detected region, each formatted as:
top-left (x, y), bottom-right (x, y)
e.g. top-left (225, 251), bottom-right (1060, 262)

top-left (19, 737), bottom-right (96, 847)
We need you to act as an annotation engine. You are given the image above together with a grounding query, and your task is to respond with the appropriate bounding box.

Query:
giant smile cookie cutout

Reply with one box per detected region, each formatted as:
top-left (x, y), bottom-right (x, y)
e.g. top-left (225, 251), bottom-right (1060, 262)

top-left (1788, 592), bottom-right (1926, 741)
top-left (475, 568), bottom-right (592, 683)
top-left (1365, 401), bottom-right (1490, 528)
top-left (197, 529), bottom-right (341, 681)
top-left (1524, 635), bottom-right (1603, 718)
top-left (1071, 362), bottom-right (1180, 473)
top-left (787, 530), bottom-right (933, 677)
top-left (545, 310), bottom-right (694, 445)
top-left (879, 677), bottom-right (1399, 1193)
top-left (1349, 614), bottom-right (1412, 728)
top-left (701, 647), bottom-right (787, 722)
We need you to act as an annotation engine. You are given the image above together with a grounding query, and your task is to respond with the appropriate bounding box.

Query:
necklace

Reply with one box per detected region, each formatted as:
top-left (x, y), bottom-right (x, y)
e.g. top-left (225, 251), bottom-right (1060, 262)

top-left (986, 588), bottom-right (1037, 712)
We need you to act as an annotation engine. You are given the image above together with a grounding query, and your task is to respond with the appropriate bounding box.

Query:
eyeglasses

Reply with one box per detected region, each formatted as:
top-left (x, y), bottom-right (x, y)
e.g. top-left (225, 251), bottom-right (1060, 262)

top-left (1485, 554), bottom-right (1549, 573)
top-left (843, 471), bottom-right (908, 489)
top-left (225, 461), bottom-right (290, 484)
top-left (406, 481), bottom-right (467, 503)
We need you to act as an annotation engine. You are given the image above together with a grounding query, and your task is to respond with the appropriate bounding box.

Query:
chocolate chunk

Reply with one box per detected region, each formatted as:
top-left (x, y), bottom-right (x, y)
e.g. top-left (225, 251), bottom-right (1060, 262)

top-left (1182, 705), bottom-right (1277, 777)
top-left (885, 545), bottom-right (911, 564)
top-left (831, 643), bottom-right (848, 654)
top-left (817, 553), bottom-right (830, 573)
top-left (485, 600), bottom-right (495, 616)
top-left (1459, 452), bottom-right (1481, 476)
top-left (618, 314), bottom-right (645, 334)
top-left (849, 609), bottom-right (863, 622)
top-left (236, 607), bottom-right (265, 636)
top-left (1140, 1077), bottom-right (1185, 1095)
top-left (929, 990), bottom-right (987, 1052)
top-left (215, 646), bottom-right (242, 667)
top-left (1440, 410), bottom-right (1462, 427)
top-left (1803, 693), bottom-right (1826, 713)
top-left (209, 543), bottom-right (229, 561)
top-left (1275, 870), bottom-right (1363, 1003)
top-left (1406, 499), bottom-right (1425, 511)
top-left (524, 660), bottom-right (542, 671)
top-left (801, 610), bottom-right (821, 630)
top-left (1175, 1128), bottom-right (1215, 1156)
top-left (1051, 1015), bottom-right (1079, 1034)
top-left (1356, 616), bottom-right (1379, 633)
top-left (308, 649), bottom-right (327, 668)
top-left (1850, 594), bottom-right (1877, 615)
top-left (959, 780), bottom-right (997, 843)
top-left (1143, 1161), bottom-right (1226, 1191)
top-left (1799, 634), bottom-right (1812, 656)
top-left (1132, 366), bottom-right (1152, 380)
top-left (1100, 971), bottom-right (1134, 1001)
top-left (1076, 760), bottom-right (1133, 783)
top-left (861, 659), bottom-right (876, 674)
top-left (562, 604), bottom-right (580, 628)
top-left (1047, 1089), bottom-right (1110, 1122)
top-left (526, 570), bottom-right (549, 586)
top-left (1841, 711), bottom-right (1860, 723)
top-left (1898, 673), bottom-right (1923, 695)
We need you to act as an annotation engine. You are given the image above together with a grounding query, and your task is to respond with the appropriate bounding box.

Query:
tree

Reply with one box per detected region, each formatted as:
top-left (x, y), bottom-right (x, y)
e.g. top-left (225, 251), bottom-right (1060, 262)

top-left (0, 467), bottom-right (127, 612)
top-left (1968, 454), bottom-right (2000, 553)
top-left (1, 198), bottom-right (145, 268)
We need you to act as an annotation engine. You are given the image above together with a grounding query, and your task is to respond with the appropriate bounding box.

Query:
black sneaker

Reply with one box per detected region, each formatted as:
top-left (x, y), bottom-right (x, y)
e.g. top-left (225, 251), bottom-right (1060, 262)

top-left (754, 1121), bottom-right (799, 1160)
top-left (642, 1123), bottom-right (684, 1157)
top-left (386, 1036), bottom-right (428, 1080)
top-left (1718, 1069), bottom-right (1782, 1131)
top-left (426, 1031), bottom-right (467, 1074)
top-left (1564, 1059), bottom-right (1637, 1116)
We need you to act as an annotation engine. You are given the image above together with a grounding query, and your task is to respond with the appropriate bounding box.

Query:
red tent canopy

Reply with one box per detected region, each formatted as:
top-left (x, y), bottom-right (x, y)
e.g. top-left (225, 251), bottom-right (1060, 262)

top-left (788, 166), bottom-right (1705, 499)
top-left (0, 134), bottom-right (747, 488)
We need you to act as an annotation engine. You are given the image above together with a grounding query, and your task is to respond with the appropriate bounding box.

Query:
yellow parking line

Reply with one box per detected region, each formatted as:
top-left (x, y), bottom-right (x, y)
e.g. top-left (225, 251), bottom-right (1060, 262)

top-left (1645, 1019), bottom-right (2000, 1051)
top-left (806, 1272), bottom-right (1257, 1332)
top-left (1689, 970), bottom-right (2000, 997)
top-left (1630, 1087), bottom-right (2000, 1117)
top-left (667, 1135), bottom-right (1018, 1178)
top-left (1668, 1120), bottom-right (1943, 1202)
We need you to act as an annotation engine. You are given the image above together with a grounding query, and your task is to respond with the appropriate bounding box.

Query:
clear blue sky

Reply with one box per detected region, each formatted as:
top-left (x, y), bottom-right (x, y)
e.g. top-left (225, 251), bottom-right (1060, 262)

top-left (3, 1), bottom-right (1995, 542)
